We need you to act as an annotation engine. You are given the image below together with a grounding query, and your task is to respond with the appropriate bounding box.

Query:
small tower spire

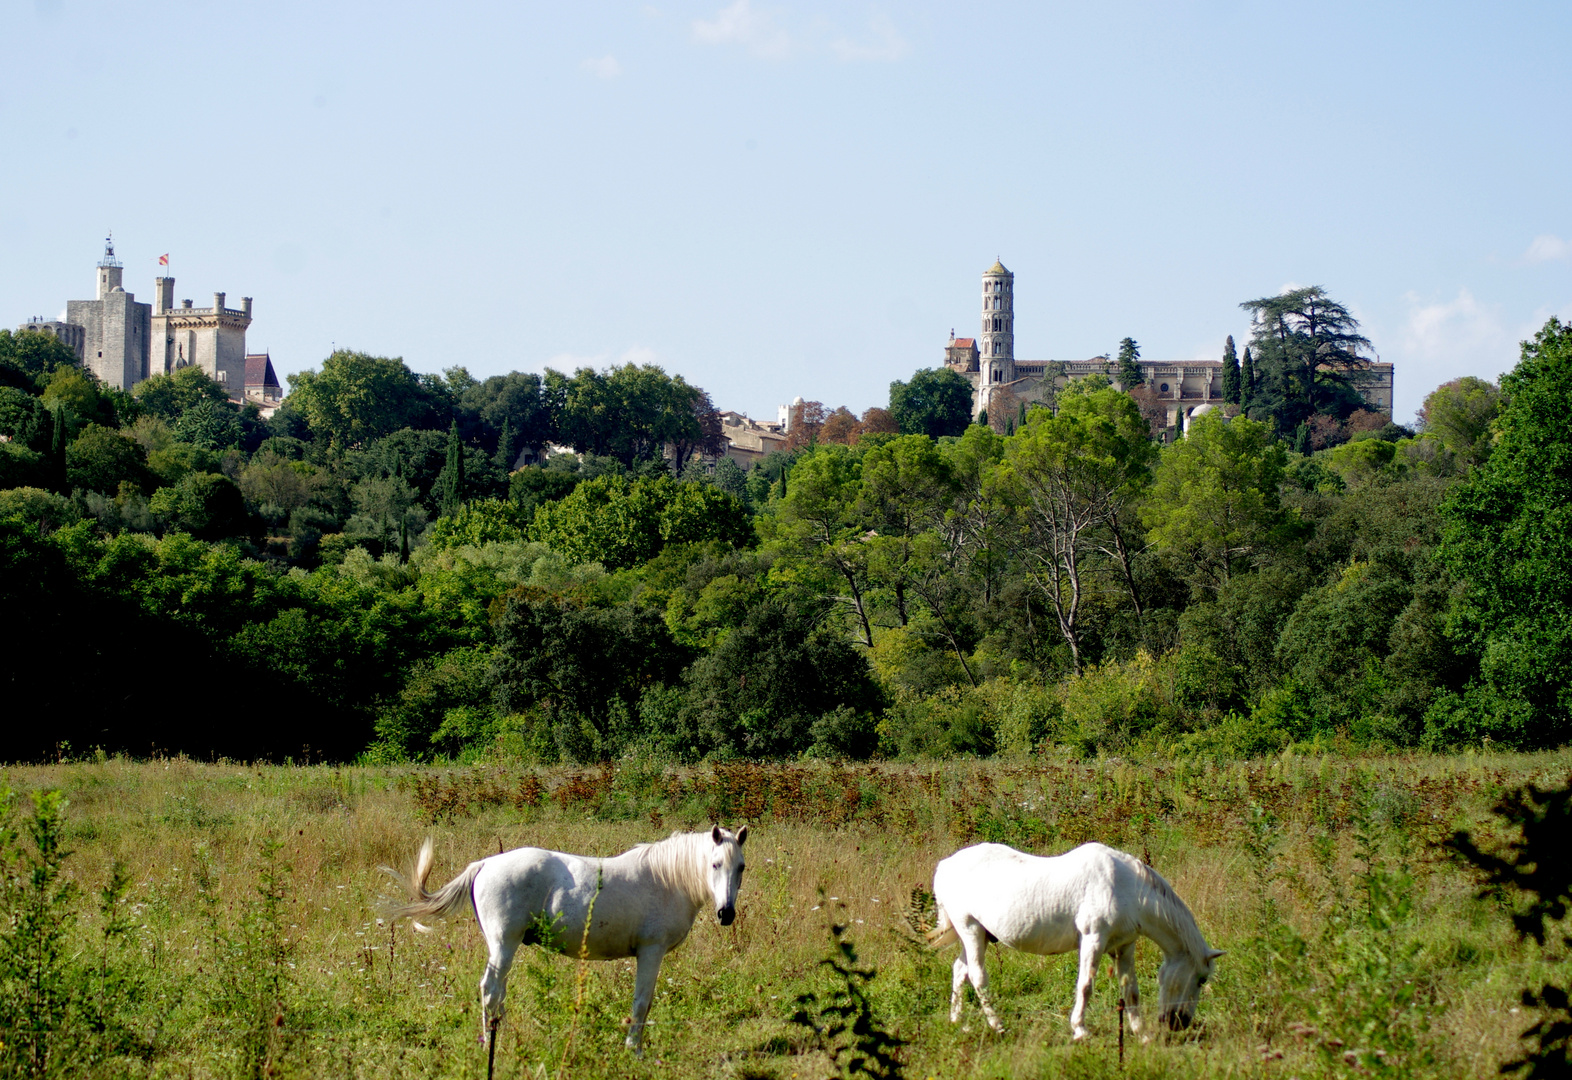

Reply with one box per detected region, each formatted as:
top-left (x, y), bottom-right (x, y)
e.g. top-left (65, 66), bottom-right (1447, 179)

top-left (98, 232), bottom-right (122, 269)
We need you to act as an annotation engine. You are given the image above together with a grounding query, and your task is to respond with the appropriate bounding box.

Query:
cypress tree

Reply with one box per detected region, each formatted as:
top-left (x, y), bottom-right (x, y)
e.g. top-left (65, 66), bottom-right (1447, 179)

top-left (1240, 346), bottom-right (1256, 414)
top-left (1117, 337), bottom-right (1143, 389)
top-left (437, 420), bottom-right (465, 517)
top-left (494, 419), bottom-right (514, 473)
top-left (398, 516), bottom-right (410, 564)
top-left (1221, 335), bottom-right (1241, 405)
top-left (48, 404), bottom-right (67, 492)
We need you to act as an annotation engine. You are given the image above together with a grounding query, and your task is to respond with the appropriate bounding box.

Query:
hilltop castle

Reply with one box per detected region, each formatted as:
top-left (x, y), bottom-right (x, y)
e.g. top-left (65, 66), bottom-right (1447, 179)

top-left (20, 237), bottom-right (281, 409)
top-left (944, 260), bottom-right (1394, 429)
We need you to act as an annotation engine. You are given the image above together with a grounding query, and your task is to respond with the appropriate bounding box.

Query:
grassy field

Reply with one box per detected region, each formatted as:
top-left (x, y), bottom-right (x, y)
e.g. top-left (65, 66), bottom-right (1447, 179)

top-left (1, 751), bottom-right (1567, 1079)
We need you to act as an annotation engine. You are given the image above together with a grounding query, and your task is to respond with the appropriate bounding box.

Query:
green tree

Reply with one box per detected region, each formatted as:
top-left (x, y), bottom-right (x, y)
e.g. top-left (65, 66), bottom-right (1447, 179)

top-left (149, 472), bottom-right (249, 539)
top-left (888, 367), bottom-right (975, 439)
top-left (1418, 376), bottom-right (1500, 468)
top-left (133, 366), bottom-right (229, 423)
top-left (555, 363), bottom-right (710, 468)
top-left (64, 425), bottom-right (148, 494)
top-left (1117, 337), bottom-right (1143, 389)
top-left (0, 328), bottom-right (80, 389)
top-left (172, 398), bottom-right (244, 450)
top-left (532, 474), bottom-right (751, 570)
top-left (1142, 412), bottom-right (1290, 595)
top-left (424, 498), bottom-right (529, 551)
top-left (285, 351), bottom-right (446, 448)
top-left (1221, 335), bottom-right (1241, 405)
top-left (1438, 318), bottom-right (1572, 747)
top-left (435, 421), bottom-right (466, 517)
top-left (1240, 346), bottom-right (1256, 413)
top-left (990, 386), bottom-right (1156, 673)
top-left (1240, 286), bottom-right (1371, 430)
top-left (40, 368), bottom-right (116, 431)
top-left (0, 388), bottom-right (47, 449)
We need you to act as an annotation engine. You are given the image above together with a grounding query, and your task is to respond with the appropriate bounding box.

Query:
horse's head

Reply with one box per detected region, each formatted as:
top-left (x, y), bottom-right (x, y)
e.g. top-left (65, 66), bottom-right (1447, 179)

top-left (1157, 947), bottom-right (1224, 1031)
top-left (707, 825), bottom-right (748, 926)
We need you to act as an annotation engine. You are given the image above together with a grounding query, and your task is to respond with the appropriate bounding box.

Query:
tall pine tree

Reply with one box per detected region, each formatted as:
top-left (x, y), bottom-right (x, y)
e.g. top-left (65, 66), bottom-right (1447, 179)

top-left (1240, 346), bottom-right (1256, 414)
top-left (494, 418), bottom-right (515, 473)
top-left (1221, 335), bottom-right (1241, 405)
top-left (1117, 337), bottom-right (1143, 389)
top-left (436, 420), bottom-right (465, 517)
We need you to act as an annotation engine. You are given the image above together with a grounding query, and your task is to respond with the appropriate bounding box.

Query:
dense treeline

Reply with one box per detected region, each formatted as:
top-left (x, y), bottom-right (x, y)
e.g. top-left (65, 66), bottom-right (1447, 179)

top-left (1, 312), bottom-right (1568, 762)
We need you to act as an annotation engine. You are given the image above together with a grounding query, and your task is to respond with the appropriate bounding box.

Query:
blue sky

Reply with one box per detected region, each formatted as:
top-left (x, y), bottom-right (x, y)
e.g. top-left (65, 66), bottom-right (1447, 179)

top-left (3, 1), bottom-right (1569, 424)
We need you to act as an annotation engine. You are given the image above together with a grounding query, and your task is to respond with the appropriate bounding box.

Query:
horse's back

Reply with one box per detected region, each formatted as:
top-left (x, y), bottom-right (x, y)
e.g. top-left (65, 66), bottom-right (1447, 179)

top-left (933, 841), bottom-right (1134, 955)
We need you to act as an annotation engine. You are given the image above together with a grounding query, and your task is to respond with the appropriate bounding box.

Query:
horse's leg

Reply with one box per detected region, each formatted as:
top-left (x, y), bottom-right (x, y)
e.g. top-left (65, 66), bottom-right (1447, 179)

top-left (478, 922), bottom-right (521, 1058)
top-left (1114, 941), bottom-right (1145, 1040)
top-left (957, 922), bottom-right (1003, 1033)
top-left (624, 944), bottom-right (666, 1054)
top-left (949, 955), bottom-right (969, 1023)
top-left (1070, 930), bottom-right (1108, 1042)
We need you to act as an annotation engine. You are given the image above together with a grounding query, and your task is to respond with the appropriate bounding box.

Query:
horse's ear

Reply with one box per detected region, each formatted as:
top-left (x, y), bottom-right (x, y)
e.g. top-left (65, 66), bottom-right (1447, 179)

top-left (736, 824), bottom-right (749, 847)
top-left (711, 825), bottom-right (724, 846)
top-left (1207, 949), bottom-right (1226, 961)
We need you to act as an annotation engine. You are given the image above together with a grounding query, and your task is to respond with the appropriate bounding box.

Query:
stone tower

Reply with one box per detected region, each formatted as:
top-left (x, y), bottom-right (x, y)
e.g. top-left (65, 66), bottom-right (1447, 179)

top-left (979, 259), bottom-right (1015, 407)
top-left (66, 235), bottom-right (152, 390)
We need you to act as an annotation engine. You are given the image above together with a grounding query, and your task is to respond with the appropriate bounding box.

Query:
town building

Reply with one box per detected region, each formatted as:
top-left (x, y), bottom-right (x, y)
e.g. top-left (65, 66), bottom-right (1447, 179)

top-left (945, 260), bottom-right (1394, 431)
top-left (39, 237), bottom-right (260, 397)
top-left (63, 237), bottom-right (152, 390)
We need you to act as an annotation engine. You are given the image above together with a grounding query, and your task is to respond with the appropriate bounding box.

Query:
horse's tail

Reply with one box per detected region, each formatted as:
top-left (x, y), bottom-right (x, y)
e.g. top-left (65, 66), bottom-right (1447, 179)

top-left (926, 901), bottom-right (959, 949)
top-left (380, 838), bottom-right (484, 930)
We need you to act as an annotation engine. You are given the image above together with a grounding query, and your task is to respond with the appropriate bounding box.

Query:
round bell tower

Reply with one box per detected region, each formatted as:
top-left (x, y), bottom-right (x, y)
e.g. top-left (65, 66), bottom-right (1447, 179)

top-left (979, 260), bottom-right (1015, 400)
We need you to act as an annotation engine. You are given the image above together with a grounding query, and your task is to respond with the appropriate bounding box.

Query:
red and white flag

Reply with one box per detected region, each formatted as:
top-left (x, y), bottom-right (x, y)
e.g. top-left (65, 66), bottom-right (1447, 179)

top-left (158, 254), bottom-right (169, 266)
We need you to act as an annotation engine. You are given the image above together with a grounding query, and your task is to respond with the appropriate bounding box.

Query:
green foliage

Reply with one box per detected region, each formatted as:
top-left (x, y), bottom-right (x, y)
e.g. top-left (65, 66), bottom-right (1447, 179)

top-left (0, 487), bottom-right (79, 534)
top-left (1143, 412), bottom-right (1290, 594)
top-left (425, 498), bottom-right (529, 551)
top-left (555, 362), bottom-right (711, 467)
top-left (1418, 376), bottom-right (1501, 469)
top-left (0, 787), bottom-right (150, 1079)
top-left (434, 420), bottom-right (465, 516)
top-left (1240, 286), bottom-right (1371, 431)
top-left (494, 598), bottom-right (692, 761)
top-left (678, 598), bottom-right (884, 759)
top-left (0, 386), bottom-right (48, 448)
top-left (791, 908), bottom-right (907, 1079)
top-left (507, 464), bottom-right (582, 518)
top-left (532, 474), bottom-right (752, 570)
top-left (41, 367), bottom-right (117, 431)
top-left (149, 471), bottom-right (249, 539)
top-left (65, 424), bottom-right (149, 494)
top-left (888, 367), bottom-right (974, 439)
top-left (1449, 779), bottom-right (1572, 1079)
top-left (0, 328), bottom-right (82, 388)
top-left (1221, 334), bottom-right (1241, 404)
top-left (1439, 318), bottom-right (1572, 746)
top-left (132, 366), bottom-right (229, 423)
top-left (171, 398), bottom-right (244, 450)
top-left (286, 351), bottom-right (446, 448)
top-left (1116, 336), bottom-right (1143, 388)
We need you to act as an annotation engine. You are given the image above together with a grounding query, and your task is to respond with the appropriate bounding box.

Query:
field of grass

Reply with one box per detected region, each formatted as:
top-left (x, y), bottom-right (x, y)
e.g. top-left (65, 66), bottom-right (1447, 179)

top-left (1, 751), bottom-right (1567, 1079)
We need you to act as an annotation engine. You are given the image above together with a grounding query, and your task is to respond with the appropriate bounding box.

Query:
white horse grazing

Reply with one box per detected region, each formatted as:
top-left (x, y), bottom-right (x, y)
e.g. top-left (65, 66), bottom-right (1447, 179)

top-left (382, 826), bottom-right (747, 1071)
top-left (928, 841), bottom-right (1222, 1041)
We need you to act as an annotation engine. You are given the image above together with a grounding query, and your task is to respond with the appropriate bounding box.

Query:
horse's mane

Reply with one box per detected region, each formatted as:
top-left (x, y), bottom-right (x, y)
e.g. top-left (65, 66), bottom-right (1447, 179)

top-left (626, 831), bottom-right (716, 906)
top-left (1128, 855), bottom-right (1211, 963)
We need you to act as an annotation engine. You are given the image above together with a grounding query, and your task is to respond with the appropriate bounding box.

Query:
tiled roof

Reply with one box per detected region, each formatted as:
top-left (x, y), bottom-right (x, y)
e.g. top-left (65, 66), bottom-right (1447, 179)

top-left (244, 352), bottom-right (280, 389)
top-left (951, 337), bottom-right (976, 348)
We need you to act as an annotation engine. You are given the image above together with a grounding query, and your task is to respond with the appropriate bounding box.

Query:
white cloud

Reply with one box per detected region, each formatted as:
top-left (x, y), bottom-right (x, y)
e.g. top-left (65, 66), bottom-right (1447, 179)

top-left (580, 55), bottom-right (622, 79)
top-left (1522, 234), bottom-right (1569, 264)
top-left (829, 14), bottom-right (909, 62)
top-left (692, 0), bottom-right (791, 58)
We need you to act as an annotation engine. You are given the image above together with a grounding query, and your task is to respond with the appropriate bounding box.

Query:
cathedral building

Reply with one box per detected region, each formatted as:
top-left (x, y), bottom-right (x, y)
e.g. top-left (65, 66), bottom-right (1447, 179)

top-left (944, 260), bottom-right (1394, 430)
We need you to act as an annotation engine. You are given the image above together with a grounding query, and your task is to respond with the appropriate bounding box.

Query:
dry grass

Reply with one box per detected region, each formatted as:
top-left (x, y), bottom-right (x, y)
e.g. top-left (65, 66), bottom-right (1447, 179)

top-left (2, 750), bottom-right (1567, 1079)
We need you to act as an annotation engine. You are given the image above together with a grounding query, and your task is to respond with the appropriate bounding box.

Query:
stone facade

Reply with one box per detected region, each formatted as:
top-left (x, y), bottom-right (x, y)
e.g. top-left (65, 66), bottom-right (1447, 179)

top-left (50, 238), bottom-right (257, 396)
top-left (151, 278), bottom-right (253, 395)
top-left (945, 260), bottom-right (1395, 430)
top-left (14, 317), bottom-right (86, 359)
top-left (719, 410), bottom-right (787, 466)
top-left (64, 238), bottom-right (152, 390)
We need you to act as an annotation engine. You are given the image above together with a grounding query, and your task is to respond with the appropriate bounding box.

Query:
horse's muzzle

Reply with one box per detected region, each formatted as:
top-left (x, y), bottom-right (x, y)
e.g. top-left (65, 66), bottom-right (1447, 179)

top-left (717, 905), bottom-right (735, 926)
top-left (1161, 1006), bottom-right (1194, 1031)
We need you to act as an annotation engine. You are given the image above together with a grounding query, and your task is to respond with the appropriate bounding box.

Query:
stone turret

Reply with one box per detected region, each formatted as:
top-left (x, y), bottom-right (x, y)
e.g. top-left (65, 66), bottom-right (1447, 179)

top-left (979, 259), bottom-right (1015, 406)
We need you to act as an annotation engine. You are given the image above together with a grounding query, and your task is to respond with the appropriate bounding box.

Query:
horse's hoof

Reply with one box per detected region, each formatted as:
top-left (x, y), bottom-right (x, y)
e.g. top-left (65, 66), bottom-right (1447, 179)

top-left (1072, 1029), bottom-right (1088, 1042)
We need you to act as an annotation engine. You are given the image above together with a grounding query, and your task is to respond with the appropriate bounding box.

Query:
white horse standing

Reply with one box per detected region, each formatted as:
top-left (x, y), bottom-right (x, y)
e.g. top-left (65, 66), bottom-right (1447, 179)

top-left (928, 842), bottom-right (1222, 1041)
top-left (382, 826), bottom-right (747, 1071)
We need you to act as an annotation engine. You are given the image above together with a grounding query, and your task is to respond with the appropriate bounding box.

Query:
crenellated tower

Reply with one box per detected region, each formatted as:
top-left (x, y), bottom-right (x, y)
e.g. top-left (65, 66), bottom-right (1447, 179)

top-left (979, 259), bottom-right (1015, 404)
